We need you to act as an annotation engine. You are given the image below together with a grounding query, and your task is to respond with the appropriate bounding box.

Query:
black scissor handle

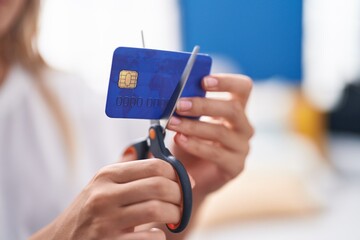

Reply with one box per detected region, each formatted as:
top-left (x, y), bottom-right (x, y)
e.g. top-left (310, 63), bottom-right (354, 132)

top-left (148, 125), bottom-right (192, 233)
top-left (123, 139), bottom-right (149, 160)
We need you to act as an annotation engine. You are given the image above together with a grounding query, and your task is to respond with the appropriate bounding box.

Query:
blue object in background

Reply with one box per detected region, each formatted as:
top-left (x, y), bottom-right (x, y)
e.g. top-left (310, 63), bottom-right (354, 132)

top-left (180, 0), bottom-right (302, 83)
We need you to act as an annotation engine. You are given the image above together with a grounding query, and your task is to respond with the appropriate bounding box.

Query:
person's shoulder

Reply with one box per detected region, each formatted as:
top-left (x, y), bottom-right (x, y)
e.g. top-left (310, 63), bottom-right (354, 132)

top-left (42, 68), bottom-right (130, 165)
top-left (43, 67), bottom-right (105, 117)
top-left (43, 68), bottom-right (90, 95)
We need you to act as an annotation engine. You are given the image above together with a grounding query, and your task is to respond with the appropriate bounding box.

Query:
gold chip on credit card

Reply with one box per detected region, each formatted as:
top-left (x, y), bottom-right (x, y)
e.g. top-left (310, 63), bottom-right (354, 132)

top-left (118, 70), bottom-right (138, 88)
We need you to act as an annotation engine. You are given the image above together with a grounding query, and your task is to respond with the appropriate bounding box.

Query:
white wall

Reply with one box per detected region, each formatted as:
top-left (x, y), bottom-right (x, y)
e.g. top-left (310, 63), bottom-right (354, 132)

top-left (38, 0), bottom-right (182, 94)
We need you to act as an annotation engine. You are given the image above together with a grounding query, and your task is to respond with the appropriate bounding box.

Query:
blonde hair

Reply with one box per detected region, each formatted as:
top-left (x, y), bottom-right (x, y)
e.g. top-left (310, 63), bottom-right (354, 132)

top-left (0, 0), bottom-right (76, 167)
top-left (1, 0), bottom-right (44, 71)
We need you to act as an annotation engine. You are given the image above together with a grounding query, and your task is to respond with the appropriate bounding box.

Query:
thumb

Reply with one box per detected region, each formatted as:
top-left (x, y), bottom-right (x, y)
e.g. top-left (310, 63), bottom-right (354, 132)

top-left (119, 228), bottom-right (166, 240)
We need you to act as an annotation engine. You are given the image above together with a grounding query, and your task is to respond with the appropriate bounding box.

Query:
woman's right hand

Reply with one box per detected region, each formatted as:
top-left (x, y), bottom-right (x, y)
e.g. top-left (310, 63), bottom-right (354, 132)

top-left (30, 159), bottom-right (183, 240)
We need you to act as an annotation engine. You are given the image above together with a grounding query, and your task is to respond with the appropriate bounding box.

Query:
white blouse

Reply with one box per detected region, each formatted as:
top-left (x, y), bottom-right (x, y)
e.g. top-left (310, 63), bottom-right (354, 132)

top-left (0, 64), bottom-right (138, 239)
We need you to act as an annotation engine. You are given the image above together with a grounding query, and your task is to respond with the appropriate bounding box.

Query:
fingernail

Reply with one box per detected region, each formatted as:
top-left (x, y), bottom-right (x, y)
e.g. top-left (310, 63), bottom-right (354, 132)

top-left (179, 134), bottom-right (188, 142)
top-left (169, 117), bottom-right (181, 126)
top-left (177, 99), bottom-right (192, 111)
top-left (204, 77), bottom-right (218, 88)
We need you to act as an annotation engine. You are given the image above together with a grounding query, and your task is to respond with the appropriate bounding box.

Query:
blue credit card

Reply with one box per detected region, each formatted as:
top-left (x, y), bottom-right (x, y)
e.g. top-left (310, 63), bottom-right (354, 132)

top-left (105, 47), bottom-right (212, 119)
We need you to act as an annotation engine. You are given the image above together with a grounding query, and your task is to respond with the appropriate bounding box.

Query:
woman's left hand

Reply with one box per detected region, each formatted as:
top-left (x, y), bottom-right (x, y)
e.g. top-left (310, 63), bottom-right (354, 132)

top-left (167, 74), bottom-right (254, 199)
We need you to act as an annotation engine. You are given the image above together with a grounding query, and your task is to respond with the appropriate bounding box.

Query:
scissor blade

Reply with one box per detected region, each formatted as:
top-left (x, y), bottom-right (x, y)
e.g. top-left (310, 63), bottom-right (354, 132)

top-left (141, 30), bottom-right (161, 126)
top-left (162, 45), bottom-right (200, 128)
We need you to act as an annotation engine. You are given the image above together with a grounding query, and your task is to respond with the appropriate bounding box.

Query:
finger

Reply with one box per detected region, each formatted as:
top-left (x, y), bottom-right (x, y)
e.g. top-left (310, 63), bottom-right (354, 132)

top-left (118, 228), bottom-right (166, 240)
top-left (174, 133), bottom-right (247, 179)
top-left (116, 176), bottom-right (181, 206)
top-left (167, 116), bottom-right (239, 151)
top-left (119, 200), bottom-right (181, 229)
top-left (93, 159), bottom-right (177, 184)
top-left (202, 74), bottom-right (253, 108)
top-left (176, 97), bottom-right (253, 135)
top-left (176, 97), bottom-right (238, 120)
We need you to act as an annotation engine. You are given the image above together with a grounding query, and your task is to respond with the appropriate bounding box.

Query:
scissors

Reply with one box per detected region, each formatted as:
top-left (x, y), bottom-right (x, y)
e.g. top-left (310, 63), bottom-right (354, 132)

top-left (123, 38), bottom-right (199, 233)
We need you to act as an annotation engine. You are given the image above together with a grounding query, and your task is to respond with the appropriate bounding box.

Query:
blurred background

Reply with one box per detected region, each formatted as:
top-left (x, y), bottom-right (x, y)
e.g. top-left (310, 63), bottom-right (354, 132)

top-left (38, 0), bottom-right (360, 239)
